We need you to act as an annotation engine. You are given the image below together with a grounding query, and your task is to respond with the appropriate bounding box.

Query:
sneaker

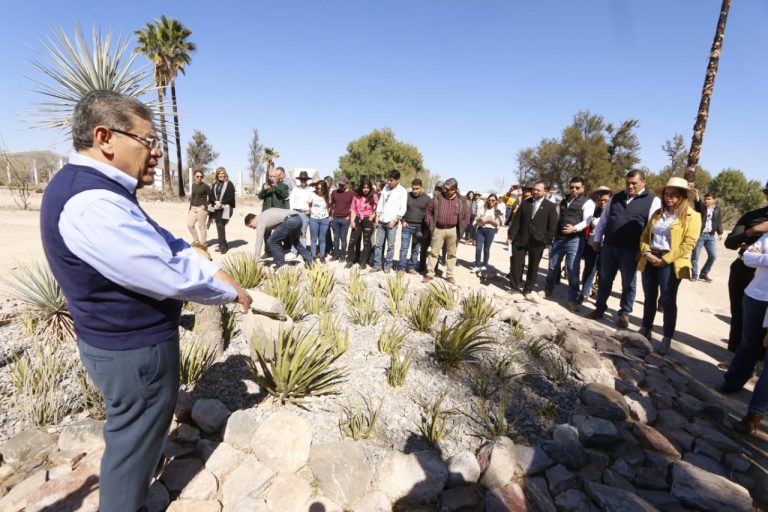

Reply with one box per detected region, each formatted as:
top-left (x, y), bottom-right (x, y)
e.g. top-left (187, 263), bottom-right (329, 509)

top-left (718, 383), bottom-right (741, 395)
top-left (470, 266), bottom-right (480, 273)
top-left (690, 276), bottom-right (698, 282)
top-left (525, 292), bottom-right (541, 304)
top-left (481, 266), bottom-right (488, 273)
top-left (576, 295), bottom-right (585, 304)
top-left (701, 275), bottom-right (713, 283)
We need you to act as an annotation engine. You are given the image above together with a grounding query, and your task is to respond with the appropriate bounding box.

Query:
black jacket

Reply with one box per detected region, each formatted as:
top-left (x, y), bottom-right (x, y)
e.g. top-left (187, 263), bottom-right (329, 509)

top-left (694, 200), bottom-right (722, 235)
top-left (507, 197), bottom-right (557, 248)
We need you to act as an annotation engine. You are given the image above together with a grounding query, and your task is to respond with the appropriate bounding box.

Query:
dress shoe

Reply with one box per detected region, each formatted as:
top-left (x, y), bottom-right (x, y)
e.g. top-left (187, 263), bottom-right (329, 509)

top-left (656, 336), bottom-right (672, 354)
top-left (617, 315), bottom-right (629, 329)
top-left (586, 310), bottom-right (604, 320)
top-left (717, 383), bottom-right (741, 395)
top-left (734, 412), bottom-right (763, 435)
top-left (445, 277), bottom-right (456, 284)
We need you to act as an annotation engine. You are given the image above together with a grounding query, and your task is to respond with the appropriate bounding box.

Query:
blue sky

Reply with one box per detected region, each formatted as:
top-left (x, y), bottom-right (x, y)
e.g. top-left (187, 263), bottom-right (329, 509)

top-left (1, 0), bottom-right (765, 192)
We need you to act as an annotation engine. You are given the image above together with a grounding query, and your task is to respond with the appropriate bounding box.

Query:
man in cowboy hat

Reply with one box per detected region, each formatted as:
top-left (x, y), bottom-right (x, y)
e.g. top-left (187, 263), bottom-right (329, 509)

top-left (288, 170), bottom-right (313, 253)
top-left (587, 169), bottom-right (661, 328)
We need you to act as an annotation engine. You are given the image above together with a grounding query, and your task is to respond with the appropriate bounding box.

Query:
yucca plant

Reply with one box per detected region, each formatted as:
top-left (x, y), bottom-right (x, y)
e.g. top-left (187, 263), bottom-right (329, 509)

top-left (384, 274), bottom-right (410, 317)
top-left (386, 350), bottom-right (412, 388)
top-left (524, 337), bottom-right (552, 361)
top-left (221, 252), bottom-right (267, 289)
top-left (347, 282), bottom-right (381, 326)
top-left (77, 364), bottom-right (105, 420)
top-left (418, 390), bottom-right (456, 446)
top-left (262, 266), bottom-right (304, 319)
top-left (473, 390), bottom-right (514, 440)
top-left (510, 320), bottom-right (525, 340)
top-left (179, 338), bottom-right (217, 385)
top-left (540, 352), bottom-right (570, 386)
top-left (10, 342), bottom-right (75, 426)
top-left (407, 294), bottom-right (439, 333)
top-left (467, 364), bottom-right (497, 401)
top-left (4, 261), bottom-right (74, 343)
top-left (496, 354), bottom-right (530, 385)
top-left (248, 327), bottom-right (347, 405)
top-left (339, 395), bottom-right (381, 440)
top-left (378, 326), bottom-right (408, 355)
top-left (427, 281), bottom-right (456, 310)
top-left (434, 317), bottom-right (495, 367)
top-left (305, 264), bottom-right (335, 315)
top-left (460, 291), bottom-right (498, 325)
top-left (317, 313), bottom-right (349, 355)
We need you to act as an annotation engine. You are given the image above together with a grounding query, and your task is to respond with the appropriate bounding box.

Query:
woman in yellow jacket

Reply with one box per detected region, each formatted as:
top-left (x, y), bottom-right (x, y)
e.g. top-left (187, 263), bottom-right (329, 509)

top-left (638, 177), bottom-right (701, 354)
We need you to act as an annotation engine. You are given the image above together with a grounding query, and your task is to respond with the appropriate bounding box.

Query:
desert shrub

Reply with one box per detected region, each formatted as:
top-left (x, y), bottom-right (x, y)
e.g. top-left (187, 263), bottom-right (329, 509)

top-left (524, 337), bottom-right (553, 361)
top-left (418, 390), bottom-right (456, 446)
top-left (496, 354), bottom-right (530, 384)
top-left (221, 252), bottom-right (267, 288)
top-left (77, 364), bottom-right (105, 420)
top-left (306, 264), bottom-right (335, 315)
top-left (249, 327), bottom-right (347, 405)
top-left (434, 317), bottom-right (494, 367)
top-left (407, 294), bottom-right (438, 333)
top-left (339, 395), bottom-right (381, 440)
top-left (427, 281), bottom-right (456, 310)
top-left (317, 313), bottom-right (349, 355)
top-left (4, 261), bottom-right (74, 342)
top-left (10, 342), bottom-right (75, 426)
top-left (378, 326), bottom-right (408, 355)
top-left (384, 274), bottom-right (410, 317)
top-left (467, 364), bottom-right (497, 401)
top-left (386, 350), bottom-right (412, 388)
top-left (262, 266), bottom-right (304, 319)
top-left (473, 390), bottom-right (514, 440)
top-left (220, 304), bottom-right (238, 344)
top-left (347, 281), bottom-right (381, 326)
top-left (460, 291), bottom-right (498, 325)
top-left (540, 352), bottom-right (570, 385)
top-left (179, 338), bottom-right (217, 385)
top-left (510, 320), bottom-right (525, 340)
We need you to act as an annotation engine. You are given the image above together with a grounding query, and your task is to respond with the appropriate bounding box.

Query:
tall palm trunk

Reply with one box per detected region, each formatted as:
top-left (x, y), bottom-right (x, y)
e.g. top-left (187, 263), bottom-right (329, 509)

top-left (685, 0), bottom-right (731, 183)
top-left (157, 85), bottom-right (172, 192)
top-left (171, 81), bottom-right (185, 197)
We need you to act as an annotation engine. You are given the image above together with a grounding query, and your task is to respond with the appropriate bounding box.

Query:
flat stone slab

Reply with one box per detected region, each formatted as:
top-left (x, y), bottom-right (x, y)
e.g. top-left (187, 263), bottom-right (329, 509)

top-left (309, 441), bottom-right (373, 506)
top-left (251, 411), bottom-right (313, 474)
top-left (0, 429), bottom-right (59, 466)
top-left (584, 480), bottom-right (659, 512)
top-left (581, 383), bottom-right (628, 421)
top-left (670, 460), bottom-right (752, 512)
top-left (375, 450), bottom-right (448, 504)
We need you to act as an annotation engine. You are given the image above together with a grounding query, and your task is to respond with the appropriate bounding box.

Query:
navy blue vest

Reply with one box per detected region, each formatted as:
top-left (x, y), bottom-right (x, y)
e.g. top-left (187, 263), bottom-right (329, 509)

top-left (557, 195), bottom-right (588, 239)
top-left (603, 190), bottom-right (657, 250)
top-left (40, 163), bottom-right (182, 350)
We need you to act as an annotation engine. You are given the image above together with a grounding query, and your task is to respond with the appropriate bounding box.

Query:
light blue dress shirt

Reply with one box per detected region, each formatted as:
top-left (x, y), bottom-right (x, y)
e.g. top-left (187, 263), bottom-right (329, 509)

top-left (58, 153), bottom-right (237, 304)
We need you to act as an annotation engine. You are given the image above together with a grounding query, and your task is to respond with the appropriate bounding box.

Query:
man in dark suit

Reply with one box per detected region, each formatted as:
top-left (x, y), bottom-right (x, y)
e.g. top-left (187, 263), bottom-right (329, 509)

top-left (507, 182), bottom-right (557, 301)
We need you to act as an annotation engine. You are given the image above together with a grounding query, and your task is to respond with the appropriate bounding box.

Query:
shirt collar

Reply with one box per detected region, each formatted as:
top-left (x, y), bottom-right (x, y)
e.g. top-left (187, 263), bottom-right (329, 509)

top-left (69, 152), bottom-right (138, 193)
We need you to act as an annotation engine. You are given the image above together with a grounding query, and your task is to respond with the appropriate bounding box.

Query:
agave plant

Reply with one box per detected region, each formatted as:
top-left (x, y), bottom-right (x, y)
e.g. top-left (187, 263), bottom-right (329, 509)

top-left (4, 261), bottom-right (74, 342)
top-left (460, 291), bottom-right (498, 325)
top-left (434, 317), bottom-right (495, 367)
top-left (339, 395), bottom-right (381, 441)
top-left (262, 266), bottom-right (304, 319)
top-left (427, 281), bottom-right (456, 310)
top-left (473, 390), bottom-right (514, 440)
top-left (305, 264), bottom-right (335, 315)
top-left (407, 294), bottom-right (439, 333)
top-left (418, 390), bottom-right (456, 446)
top-left (26, 23), bottom-right (156, 132)
top-left (179, 338), bottom-right (218, 385)
top-left (386, 350), bottom-right (413, 388)
top-left (378, 326), bottom-right (408, 355)
top-left (221, 252), bottom-right (267, 289)
top-left (384, 274), bottom-right (409, 317)
top-left (317, 313), bottom-right (349, 355)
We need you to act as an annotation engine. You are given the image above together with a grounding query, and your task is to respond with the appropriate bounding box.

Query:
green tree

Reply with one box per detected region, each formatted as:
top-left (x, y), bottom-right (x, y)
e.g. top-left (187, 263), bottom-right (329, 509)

top-left (338, 128), bottom-right (425, 185)
top-left (648, 134), bottom-right (711, 192)
top-left (262, 147), bottom-right (280, 175)
top-left (247, 129), bottom-right (265, 193)
top-left (186, 130), bottom-right (219, 174)
top-left (710, 169), bottom-right (764, 215)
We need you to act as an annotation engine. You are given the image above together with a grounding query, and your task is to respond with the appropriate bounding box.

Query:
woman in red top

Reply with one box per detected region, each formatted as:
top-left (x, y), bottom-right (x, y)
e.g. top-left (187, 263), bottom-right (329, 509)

top-left (346, 178), bottom-right (378, 269)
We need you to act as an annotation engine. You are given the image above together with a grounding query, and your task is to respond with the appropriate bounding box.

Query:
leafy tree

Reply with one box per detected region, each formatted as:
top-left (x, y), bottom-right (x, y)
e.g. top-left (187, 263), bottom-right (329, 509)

top-left (338, 128), bottom-right (425, 185)
top-left (262, 147), bottom-right (280, 174)
top-left (247, 129), bottom-right (265, 192)
top-left (710, 169), bottom-right (764, 215)
top-left (647, 134), bottom-right (711, 192)
top-left (186, 130), bottom-right (219, 174)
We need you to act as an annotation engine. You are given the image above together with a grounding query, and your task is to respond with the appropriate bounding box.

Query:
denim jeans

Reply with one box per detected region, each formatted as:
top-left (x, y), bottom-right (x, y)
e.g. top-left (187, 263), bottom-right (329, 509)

top-left (723, 294), bottom-right (768, 400)
top-left (269, 214), bottom-right (310, 267)
top-left (331, 217), bottom-right (350, 258)
top-left (691, 232), bottom-right (717, 278)
top-left (641, 263), bottom-right (682, 337)
top-left (545, 237), bottom-right (582, 302)
top-left (399, 224), bottom-right (421, 271)
top-left (290, 212), bottom-right (309, 255)
top-left (580, 242), bottom-right (600, 300)
top-left (77, 335), bottom-right (179, 512)
top-left (474, 227), bottom-right (496, 268)
top-left (309, 217), bottom-right (330, 259)
top-left (593, 245), bottom-right (639, 317)
top-left (374, 221), bottom-right (398, 270)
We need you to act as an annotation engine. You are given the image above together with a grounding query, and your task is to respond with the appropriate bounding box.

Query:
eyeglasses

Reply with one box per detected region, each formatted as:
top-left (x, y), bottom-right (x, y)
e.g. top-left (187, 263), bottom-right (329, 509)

top-left (489, 199), bottom-right (497, 203)
top-left (109, 128), bottom-right (161, 150)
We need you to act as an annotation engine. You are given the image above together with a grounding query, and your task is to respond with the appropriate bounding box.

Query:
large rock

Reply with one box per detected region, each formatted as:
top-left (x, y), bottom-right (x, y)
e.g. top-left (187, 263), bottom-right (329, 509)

top-left (485, 482), bottom-right (528, 512)
top-left (354, 490), bottom-right (391, 512)
top-left (571, 352), bottom-right (617, 388)
top-left (603, 468), bottom-right (635, 491)
top-left (199, 442), bottom-right (243, 479)
top-left (246, 289), bottom-right (287, 318)
top-left (439, 485), bottom-right (483, 511)
top-left (479, 437), bottom-right (518, 489)
top-left (540, 440), bottom-right (588, 470)
top-left (222, 410), bottom-right (257, 450)
top-left (545, 464), bottom-right (578, 495)
top-left (375, 450), bottom-right (448, 504)
top-left (682, 452), bottom-right (726, 477)
top-left (552, 423), bottom-right (579, 444)
top-left (514, 444), bottom-right (553, 476)
top-left (581, 383), bottom-right (628, 421)
top-left (624, 392), bottom-right (657, 424)
top-left (191, 399), bottom-right (231, 434)
top-left (221, 455), bottom-right (274, 511)
top-left (265, 473), bottom-right (312, 512)
top-left (251, 411), bottom-right (312, 473)
top-left (445, 451), bottom-right (481, 488)
top-left (572, 415), bottom-right (622, 447)
top-left (245, 314), bottom-right (294, 360)
top-left (523, 476), bottom-right (556, 512)
top-left (24, 448), bottom-right (102, 512)
top-left (179, 469), bottom-right (218, 500)
top-left (0, 429), bottom-right (58, 466)
top-left (611, 331), bottom-right (654, 354)
top-left (161, 458), bottom-right (204, 493)
top-left (670, 460), bottom-right (752, 512)
top-left (0, 469), bottom-right (47, 512)
top-left (554, 488), bottom-right (595, 512)
top-left (57, 419), bottom-right (105, 454)
top-left (309, 441), bottom-right (372, 506)
top-left (583, 481), bottom-right (659, 512)
top-left (632, 423), bottom-right (681, 459)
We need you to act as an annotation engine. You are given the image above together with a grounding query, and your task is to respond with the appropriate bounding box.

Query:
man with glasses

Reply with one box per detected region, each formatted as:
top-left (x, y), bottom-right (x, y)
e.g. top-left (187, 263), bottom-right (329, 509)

top-left (40, 90), bottom-right (252, 511)
top-left (423, 177), bottom-right (470, 284)
top-left (544, 177), bottom-right (595, 311)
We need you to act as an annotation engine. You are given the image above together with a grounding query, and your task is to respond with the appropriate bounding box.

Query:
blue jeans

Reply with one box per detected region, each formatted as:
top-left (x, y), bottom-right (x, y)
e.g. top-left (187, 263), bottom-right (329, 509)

top-left (399, 224), bottom-right (421, 271)
top-left (545, 237), bottom-right (583, 302)
top-left (723, 295), bottom-right (768, 402)
top-left (641, 263), bottom-right (681, 338)
top-left (78, 335), bottom-right (179, 512)
top-left (374, 221), bottom-right (398, 270)
top-left (691, 232), bottom-right (717, 278)
top-left (331, 217), bottom-right (350, 258)
top-left (580, 243), bottom-right (600, 300)
top-left (593, 245), bottom-right (639, 317)
top-left (269, 214), bottom-right (311, 267)
top-left (309, 217), bottom-right (330, 259)
top-left (290, 212), bottom-right (309, 255)
top-left (474, 227), bottom-right (496, 268)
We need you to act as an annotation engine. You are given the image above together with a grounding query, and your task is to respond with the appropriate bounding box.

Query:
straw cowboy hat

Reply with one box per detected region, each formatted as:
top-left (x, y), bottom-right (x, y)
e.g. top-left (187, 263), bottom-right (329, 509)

top-left (589, 185), bottom-right (612, 197)
top-left (656, 176), bottom-right (696, 199)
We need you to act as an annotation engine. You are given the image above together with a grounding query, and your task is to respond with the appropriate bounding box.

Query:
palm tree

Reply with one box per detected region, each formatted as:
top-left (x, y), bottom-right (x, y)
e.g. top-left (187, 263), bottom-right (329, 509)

top-left (134, 22), bottom-right (172, 191)
top-left (262, 147), bottom-right (280, 176)
top-left (157, 17), bottom-right (196, 197)
top-left (685, 0), bottom-right (731, 183)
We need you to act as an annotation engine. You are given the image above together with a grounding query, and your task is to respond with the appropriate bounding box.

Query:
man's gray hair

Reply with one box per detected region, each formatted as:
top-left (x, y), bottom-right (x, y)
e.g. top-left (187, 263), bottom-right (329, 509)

top-left (443, 178), bottom-right (458, 190)
top-left (72, 90), bottom-right (154, 151)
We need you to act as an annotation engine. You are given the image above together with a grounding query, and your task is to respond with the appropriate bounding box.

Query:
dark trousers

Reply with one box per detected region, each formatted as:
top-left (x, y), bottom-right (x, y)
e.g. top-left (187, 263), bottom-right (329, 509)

top-left (331, 217), bottom-right (350, 258)
top-left (268, 215), bottom-right (311, 267)
top-left (418, 231), bottom-right (431, 272)
top-left (723, 294), bottom-right (768, 392)
top-left (594, 245), bottom-right (639, 317)
top-left (641, 264), bottom-right (682, 338)
top-left (511, 244), bottom-right (545, 293)
top-left (728, 258), bottom-right (755, 352)
top-left (324, 226), bottom-right (333, 257)
top-left (78, 335), bottom-right (179, 512)
top-left (580, 242), bottom-right (600, 299)
top-left (215, 218), bottom-right (228, 251)
top-left (347, 218), bottom-right (375, 267)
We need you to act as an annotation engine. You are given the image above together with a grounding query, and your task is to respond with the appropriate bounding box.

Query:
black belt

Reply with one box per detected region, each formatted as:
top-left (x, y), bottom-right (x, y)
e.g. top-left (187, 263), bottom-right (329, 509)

top-left (435, 224), bottom-right (457, 229)
top-left (284, 213), bottom-right (299, 221)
